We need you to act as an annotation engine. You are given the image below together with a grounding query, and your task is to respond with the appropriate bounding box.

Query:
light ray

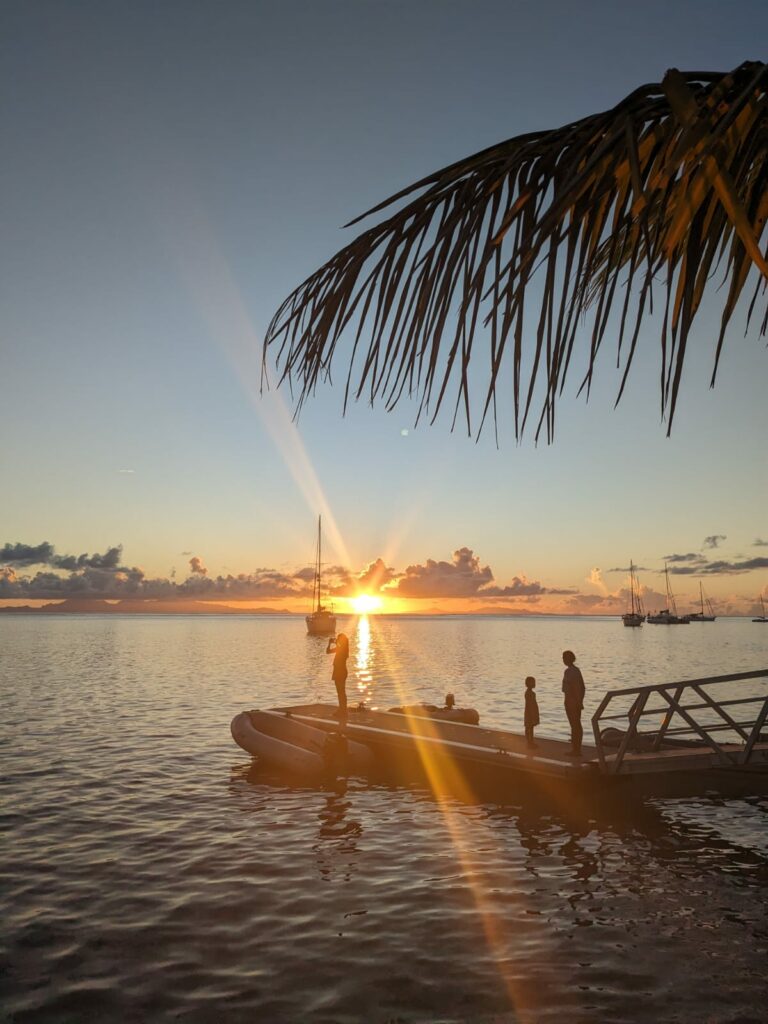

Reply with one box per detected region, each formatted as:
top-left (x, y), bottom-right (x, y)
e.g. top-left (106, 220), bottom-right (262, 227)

top-left (360, 618), bottom-right (563, 1020)
top-left (157, 183), bottom-right (352, 569)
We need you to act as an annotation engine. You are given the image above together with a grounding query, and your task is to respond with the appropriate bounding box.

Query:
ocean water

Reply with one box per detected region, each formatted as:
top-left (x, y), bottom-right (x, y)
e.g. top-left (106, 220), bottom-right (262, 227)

top-left (2, 614), bottom-right (767, 1023)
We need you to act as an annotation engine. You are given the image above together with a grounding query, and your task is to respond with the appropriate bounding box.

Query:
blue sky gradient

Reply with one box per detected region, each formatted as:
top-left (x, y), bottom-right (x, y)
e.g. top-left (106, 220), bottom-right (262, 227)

top-left (2, 0), bottom-right (766, 612)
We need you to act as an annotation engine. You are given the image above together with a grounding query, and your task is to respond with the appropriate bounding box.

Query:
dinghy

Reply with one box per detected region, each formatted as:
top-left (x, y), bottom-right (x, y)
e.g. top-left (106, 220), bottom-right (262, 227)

top-left (230, 709), bottom-right (374, 778)
top-left (387, 703), bottom-right (480, 725)
top-left (387, 691), bottom-right (480, 725)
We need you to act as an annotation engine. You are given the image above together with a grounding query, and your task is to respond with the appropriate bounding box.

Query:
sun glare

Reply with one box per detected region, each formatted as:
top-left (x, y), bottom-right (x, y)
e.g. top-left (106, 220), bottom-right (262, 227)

top-left (350, 593), bottom-right (382, 614)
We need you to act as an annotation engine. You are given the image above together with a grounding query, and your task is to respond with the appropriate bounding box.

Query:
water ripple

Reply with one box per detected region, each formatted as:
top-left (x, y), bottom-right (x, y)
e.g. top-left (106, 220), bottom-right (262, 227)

top-left (2, 615), bottom-right (767, 1022)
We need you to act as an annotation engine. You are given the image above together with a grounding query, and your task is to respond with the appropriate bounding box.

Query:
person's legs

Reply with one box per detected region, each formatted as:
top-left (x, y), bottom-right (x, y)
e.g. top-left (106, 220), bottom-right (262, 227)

top-left (525, 724), bottom-right (536, 748)
top-left (565, 702), bottom-right (582, 754)
top-left (334, 676), bottom-right (348, 724)
top-left (573, 714), bottom-right (582, 754)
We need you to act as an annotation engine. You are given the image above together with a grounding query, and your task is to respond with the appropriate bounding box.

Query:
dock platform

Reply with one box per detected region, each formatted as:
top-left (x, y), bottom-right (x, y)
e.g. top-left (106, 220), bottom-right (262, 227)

top-left (277, 703), bottom-right (599, 778)
top-left (266, 670), bottom-right (768, 797)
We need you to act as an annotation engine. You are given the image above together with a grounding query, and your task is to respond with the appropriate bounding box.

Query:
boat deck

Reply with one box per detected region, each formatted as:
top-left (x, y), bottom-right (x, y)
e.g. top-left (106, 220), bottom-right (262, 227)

top-left (272, 703), bottom-right (768, 785)
top-left (277, 703), bottom-right (593, 777)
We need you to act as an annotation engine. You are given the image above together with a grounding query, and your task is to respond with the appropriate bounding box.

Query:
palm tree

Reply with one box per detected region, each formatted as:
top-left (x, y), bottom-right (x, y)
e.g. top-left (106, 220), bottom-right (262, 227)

top-left (264, 62), bottom-right (768, 441)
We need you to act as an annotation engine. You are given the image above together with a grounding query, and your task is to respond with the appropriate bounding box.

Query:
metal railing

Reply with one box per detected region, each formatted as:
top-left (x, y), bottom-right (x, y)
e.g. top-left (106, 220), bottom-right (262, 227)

top-left (591, 669), bottom-right (768, 774)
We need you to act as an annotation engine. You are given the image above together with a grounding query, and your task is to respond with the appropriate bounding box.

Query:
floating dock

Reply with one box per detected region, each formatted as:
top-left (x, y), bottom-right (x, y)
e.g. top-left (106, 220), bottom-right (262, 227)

top-left (235, 670), bottom-right (768, 798)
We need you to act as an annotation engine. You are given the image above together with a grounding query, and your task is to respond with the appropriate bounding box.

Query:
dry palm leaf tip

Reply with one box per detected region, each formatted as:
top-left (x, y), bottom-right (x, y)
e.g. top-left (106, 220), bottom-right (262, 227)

top-left (264, 62), bottom-right (768, 442)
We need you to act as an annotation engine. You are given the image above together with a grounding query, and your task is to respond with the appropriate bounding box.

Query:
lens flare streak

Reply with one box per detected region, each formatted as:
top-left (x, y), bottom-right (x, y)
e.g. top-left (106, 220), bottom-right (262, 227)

top-left (355, 618), bottom-right (562, 1021)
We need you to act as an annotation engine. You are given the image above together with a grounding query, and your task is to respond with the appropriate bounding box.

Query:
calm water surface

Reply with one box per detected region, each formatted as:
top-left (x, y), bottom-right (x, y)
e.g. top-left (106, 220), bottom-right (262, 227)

top-left (2, 615), bottom-right (767, 1023)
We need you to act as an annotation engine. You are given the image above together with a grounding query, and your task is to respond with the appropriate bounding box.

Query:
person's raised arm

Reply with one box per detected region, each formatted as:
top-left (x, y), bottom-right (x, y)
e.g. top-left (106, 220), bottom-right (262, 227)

top-left (326, 637), bottom-right (336, 653)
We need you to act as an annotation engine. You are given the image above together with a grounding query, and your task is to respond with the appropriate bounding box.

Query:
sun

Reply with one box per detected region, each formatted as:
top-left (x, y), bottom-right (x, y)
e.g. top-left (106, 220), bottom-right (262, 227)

top-left (350, 593), bottom-right (382, 614)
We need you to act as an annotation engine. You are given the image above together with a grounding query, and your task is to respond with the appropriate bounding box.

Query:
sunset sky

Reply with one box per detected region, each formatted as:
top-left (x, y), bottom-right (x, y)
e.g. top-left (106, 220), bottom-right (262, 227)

top-left (2, 1), bottom-right (766, 615)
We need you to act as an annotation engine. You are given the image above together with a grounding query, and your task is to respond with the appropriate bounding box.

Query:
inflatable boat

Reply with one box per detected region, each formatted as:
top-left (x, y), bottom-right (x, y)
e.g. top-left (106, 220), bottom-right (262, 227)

top-left (386, 702), bottom-right (480, 726)
top-left (231, 709), bottom-right (375, 778)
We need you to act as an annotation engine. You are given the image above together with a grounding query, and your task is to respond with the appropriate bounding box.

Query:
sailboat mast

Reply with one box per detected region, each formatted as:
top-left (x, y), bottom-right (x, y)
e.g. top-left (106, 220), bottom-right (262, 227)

top-left (665, 562), bottom-right (677, 616)
top-left (630, 561), bottom-right (636, 616)
top-left (316, 515), bottom-right (322, 613)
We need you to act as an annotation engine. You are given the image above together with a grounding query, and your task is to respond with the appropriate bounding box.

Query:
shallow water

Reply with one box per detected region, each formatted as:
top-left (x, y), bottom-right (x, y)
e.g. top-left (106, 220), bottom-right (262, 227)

top-left (2, 614), bottom-right (767, 1022)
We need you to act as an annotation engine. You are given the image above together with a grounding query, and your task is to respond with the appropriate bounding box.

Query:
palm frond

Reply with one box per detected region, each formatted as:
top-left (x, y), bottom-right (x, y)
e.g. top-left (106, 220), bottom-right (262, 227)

top-left (263, 62), bottom-right (768, 441)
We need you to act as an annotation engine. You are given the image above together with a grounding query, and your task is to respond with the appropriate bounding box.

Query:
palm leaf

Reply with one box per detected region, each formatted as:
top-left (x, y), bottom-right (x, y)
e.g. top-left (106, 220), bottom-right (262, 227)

top-left (264, 62), bottom-right (768, 441)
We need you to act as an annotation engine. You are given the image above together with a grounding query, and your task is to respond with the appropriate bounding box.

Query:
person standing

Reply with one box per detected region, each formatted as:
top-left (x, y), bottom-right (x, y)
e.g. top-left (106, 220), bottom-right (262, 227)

top-left (524, 676), bottom-right (539, 749)
top-left (326, 633), bottom-right (350, 724)
top-left (561, 650), bottom-right (585, 756)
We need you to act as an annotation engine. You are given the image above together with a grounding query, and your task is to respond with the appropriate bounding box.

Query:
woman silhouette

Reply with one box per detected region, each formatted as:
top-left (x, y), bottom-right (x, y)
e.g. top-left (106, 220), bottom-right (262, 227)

top-left (326, 633), bottom-right (350, 724)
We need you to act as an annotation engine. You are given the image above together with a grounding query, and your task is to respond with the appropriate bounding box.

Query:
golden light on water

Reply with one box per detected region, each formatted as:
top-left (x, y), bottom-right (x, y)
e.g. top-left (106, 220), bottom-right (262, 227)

top-left (353, 614), bottom-right (372, 701)
top-left (354, 616), bottom-right (557, 1022)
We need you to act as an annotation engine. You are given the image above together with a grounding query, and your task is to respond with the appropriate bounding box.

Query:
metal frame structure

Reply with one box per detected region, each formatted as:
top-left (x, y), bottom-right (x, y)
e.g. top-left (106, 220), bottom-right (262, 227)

top-left (591, 669), bottom-right (768, 774)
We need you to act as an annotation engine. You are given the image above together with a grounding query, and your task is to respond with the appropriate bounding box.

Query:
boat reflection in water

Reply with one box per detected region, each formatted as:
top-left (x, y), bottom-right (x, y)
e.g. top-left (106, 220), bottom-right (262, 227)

top-left (229, 752), bottom-right (768, 1021)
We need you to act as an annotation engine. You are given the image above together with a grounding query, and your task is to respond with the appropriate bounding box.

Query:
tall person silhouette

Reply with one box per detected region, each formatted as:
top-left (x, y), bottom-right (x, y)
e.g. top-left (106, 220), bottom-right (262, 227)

top-left (561, 650), bottom-right (585, 756)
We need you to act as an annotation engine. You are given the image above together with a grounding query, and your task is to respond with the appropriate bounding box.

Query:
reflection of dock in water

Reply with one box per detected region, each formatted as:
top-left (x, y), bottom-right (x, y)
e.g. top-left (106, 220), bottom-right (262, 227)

top-left (266, 670), bottom-right (768, 798)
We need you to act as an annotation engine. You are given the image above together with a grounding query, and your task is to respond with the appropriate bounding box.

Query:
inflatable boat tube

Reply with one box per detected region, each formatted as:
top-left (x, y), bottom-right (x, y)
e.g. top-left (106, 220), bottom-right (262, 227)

top-left (231, 710), bottom-right (375, 777)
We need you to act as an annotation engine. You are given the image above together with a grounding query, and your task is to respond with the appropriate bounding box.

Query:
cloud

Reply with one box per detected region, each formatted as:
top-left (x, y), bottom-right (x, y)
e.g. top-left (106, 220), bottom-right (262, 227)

top-left (172, 570), bottom-right (311, 600)
top-left (293, 566), bottom-right (317, 582)
top-left (668, 556), bottom-right (768, 576)
top-left (606, 565), bottom-right (649, 573)
top-left (703, 535), bottom-right (726, 549)
top-left (481, 577), bottom-right (575, 597)
top-left (54, 547), bottom-right (123, 572)
top-left (0, 542), bottom-right (56, 566)
top-left (388, 547), bottom-right (567, 600)
top-left (568, 593), bottom-right (621, 610)
top-left (586, 567), bottom-right (609, 596)
top-left (391, 547), bottom-right (494, 598)
top-left (754, 538), bottom-right (768, 547)
top-left (349, 558), bottom-right (398, 594)
top-left (0, 557), bottom-right (317, 601)
top-left (684, 561), bottom-right (768, 577)
top-left (0, 539), bottom-right (663, 608)
top-left (0, 564), bottom-right (147, 600)
top-left (0, 541), bottom-right (123, 572)
top-left (664, 552), bottom-right (704, 564)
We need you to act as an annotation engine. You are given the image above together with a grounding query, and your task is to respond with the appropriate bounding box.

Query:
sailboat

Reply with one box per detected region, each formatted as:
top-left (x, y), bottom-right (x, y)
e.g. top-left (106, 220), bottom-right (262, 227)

top-left (647, 563), bottom-right (690, 624)
top-left (621, 561), bottom-right (644, 627)
top-left (305, 515), bottom-right (337, 636)
top-left (689, 581), bottom-right (716, 621)
top-left (753, 595), bottom-right (768, 623)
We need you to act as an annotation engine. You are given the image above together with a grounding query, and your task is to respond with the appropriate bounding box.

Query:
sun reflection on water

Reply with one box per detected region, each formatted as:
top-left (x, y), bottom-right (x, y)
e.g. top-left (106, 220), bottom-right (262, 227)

top-left (347, 613), bottom-right (557, 1022)
top-left (354, 615), bottom-right (373, 703)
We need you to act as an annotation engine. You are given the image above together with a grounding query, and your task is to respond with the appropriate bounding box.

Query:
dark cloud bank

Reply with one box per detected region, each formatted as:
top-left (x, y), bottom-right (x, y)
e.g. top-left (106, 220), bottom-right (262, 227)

top-left (1, 542), bottom-right (571, 605)
top-left (0, 542), bottom-right (315, 602)
top-left (360, 548), bottom-right (572, 600)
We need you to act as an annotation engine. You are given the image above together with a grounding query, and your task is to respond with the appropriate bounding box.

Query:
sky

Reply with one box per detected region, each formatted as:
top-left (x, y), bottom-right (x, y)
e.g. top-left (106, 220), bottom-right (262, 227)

top-left (1, 0), bottom-right (767, 615)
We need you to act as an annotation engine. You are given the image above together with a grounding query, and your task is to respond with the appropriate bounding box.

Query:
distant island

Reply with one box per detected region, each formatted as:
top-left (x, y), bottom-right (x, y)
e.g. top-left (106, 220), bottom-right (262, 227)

top-left (0, 599), bottom-right (296, 616)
